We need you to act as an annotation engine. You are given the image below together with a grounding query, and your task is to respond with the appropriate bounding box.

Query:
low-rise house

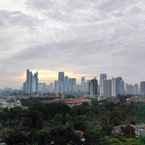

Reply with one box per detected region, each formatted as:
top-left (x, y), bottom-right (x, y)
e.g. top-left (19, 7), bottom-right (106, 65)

top-left (112, 124), bottom-right (145, 137)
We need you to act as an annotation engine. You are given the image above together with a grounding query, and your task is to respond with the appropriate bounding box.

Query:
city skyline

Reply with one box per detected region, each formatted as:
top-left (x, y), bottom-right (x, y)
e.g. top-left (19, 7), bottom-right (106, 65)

top-left (1, 0), bottom-right (145, 87)
top-left (22, 69), bottom-right (143, 98)
top-left (0, 68), bottom-right (145, 89)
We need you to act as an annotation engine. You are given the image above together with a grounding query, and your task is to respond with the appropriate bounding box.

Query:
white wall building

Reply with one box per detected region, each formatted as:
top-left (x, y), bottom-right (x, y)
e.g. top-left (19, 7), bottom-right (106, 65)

top-left (99, 74), bottom-right (107, 100)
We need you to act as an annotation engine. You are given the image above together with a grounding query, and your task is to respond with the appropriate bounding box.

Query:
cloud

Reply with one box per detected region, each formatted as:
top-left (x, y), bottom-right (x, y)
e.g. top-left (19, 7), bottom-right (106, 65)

top-left (0, 0), bottom-right (145, 88)
top-left (0, 10), bottom-right (40, 27)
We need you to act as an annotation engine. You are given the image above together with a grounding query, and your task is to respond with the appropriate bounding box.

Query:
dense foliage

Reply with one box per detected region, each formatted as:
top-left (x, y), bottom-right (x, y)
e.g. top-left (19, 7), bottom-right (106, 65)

top-left (0, 99), bottom-right (145, 145)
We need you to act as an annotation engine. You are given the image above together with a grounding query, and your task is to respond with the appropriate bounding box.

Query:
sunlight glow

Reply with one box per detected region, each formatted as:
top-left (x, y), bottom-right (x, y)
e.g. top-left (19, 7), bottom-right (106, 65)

top-left (19, 69), bottom-right (82, 83)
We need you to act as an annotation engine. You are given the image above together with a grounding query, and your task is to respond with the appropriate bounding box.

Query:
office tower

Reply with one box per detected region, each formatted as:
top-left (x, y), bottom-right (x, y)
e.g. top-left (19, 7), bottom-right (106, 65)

top-left (32, 72), bottom-right (39, 93)
top-left (58, 72), bottom-right (65, 93)
top-left (103, 79), bottom-right (112, 98)
top-left (99, 74), bottom-right (107, 96)
top-left (140, 81), bottom-right (145, 96)
top-left (48, 83), bottom-right (55, 93)
top-left (112, 77), bottom-right (125, 97)
top-left (125, 84), bottom-right (135, 95)
top-left (134, 84), bottom-right (140, 95)
top-left (58, 80), bottom-right (64, 94)
top-left (58, 72), bottom-right (65, 81)
top-left (99, 74), bottom-right (107, 100)
top-left (23, 82), bottom-right (27, 93)
top-left (26, 69), bottom-right (33, 94)
top-left (38, 82), bottom-right (49, 93)
top-left (69, 78), bottom-right (77, 93)
top-left (64, 76), bottom-right (69, 93)
top-left (24, 69), bottom-right (39, 95)
top-left (80, 77), bottom-right (86, 94)
top-left (54, 80), bottom-right (59, 93)
top-left (80, 80), bottom-right (90, 95)
top-left (89, 78), bottom-right (98, 97)
top-left (86, 80), bottom-right (90, 95)
top-left (125, 83), bottom-right (139, 96)
top-left (81, 77), bottom-right (85, 87)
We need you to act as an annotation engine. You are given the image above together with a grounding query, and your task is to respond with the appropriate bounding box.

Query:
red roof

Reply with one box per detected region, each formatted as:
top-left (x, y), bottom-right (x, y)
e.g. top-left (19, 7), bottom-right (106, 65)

top-left (64, 97), bottom-right (90, 105)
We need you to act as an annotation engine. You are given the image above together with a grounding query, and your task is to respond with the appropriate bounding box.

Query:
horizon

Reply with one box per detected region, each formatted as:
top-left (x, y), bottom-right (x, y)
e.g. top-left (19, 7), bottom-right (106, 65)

top-left (0, 0), bottom-right (145, 88)
top-left (0, 69), bottom-right (143, 89)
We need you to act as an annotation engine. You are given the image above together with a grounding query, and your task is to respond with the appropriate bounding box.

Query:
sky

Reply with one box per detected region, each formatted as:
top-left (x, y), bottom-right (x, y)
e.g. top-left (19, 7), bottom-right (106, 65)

top-left (0, 0), bottom-right (145, 88)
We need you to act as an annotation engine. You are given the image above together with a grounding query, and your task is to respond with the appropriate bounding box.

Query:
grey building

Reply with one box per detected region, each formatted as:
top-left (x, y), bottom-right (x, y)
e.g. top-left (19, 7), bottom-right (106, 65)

top-left (140, 81), bottom-right (145, 96)
top-left (89, 78), bottom-right (98, 97)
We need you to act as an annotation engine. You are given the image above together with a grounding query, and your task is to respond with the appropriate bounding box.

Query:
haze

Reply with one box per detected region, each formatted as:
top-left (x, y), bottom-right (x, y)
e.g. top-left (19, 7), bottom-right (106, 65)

top-left (0, 0), bottom-right (145, 88)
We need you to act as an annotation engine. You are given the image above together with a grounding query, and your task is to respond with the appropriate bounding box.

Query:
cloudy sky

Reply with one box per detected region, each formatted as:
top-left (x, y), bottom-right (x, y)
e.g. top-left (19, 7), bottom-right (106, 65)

top-left (0, 0), bottom-right (145, 88)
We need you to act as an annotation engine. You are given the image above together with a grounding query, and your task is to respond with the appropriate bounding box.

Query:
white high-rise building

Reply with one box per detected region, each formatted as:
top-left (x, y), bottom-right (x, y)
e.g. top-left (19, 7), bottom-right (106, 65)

top-left (99, 74), bottom-right (107, 100)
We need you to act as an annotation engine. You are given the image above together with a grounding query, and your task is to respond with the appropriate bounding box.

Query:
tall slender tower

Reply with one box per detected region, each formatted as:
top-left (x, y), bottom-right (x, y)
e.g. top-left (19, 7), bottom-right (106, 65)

top-left (58, 72), bottom-right (65, 93)
top-left (26, 69), bottom-right (33, 94)
top-left (112, 77), bottom-right (124, 97)
top-left (89, 78), bottom-right (98, 97)
top-left (99, 74), bottom-right (107, 100)
top-left (24, 69), bottom-right (39, 95)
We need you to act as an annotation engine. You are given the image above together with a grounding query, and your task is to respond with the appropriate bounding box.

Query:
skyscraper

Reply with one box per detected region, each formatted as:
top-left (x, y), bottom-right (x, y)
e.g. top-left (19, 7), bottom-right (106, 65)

top-left (64, 76), bottom-right (69, 93)
top-left (99, 74), bottom-right (107, 100)
top-left (69, 78), bottom-right (77, 93)
top-left (89, 78), bottom-right (98, 97)
top-left (23, 69), bottom-right (39, 95)
top-left (80, 77), bottom-right (86, 94)
top-left (112, 77), bottom-right (124, 97)
top-left (140, 81), bottom-right (145, 96)
top-left (32, 72), bottom-right (39, 93)
top-left (58, 72), bottom-right (65, 93)
top-left (58, 72), bottom-right (65, 82)
top-left (125, 83), bottom-right (140, 96)
top-left (103, 79), bottom-right (112, 98)
top-left (26, 69), bottom-right (33, 94)
top-left (134, 84), bottom-right (140, 95)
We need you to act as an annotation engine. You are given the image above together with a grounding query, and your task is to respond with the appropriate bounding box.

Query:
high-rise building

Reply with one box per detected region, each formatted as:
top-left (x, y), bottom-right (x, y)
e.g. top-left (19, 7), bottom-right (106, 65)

top-left (80, 77), bottom-right (87, 94)
top-left (64, 76), bottom-right (69, 93)
top-left (140, 81), bottom-right (145, 96)
top-left (23, 82), bottom-right (27, 93)
top-left (99, 74), bottom-right (107, 100)
top-left (23, 69), bottom-right (39, 94)
top-left (26, 69), bottom-right (33, 94)
top-left (112, 77), bottom-right (124, 97)
top-left (103, 79), bottom-right (112, 98)
top-left (125, 84), bottom-right (135, 95)
top-left (58, 72), bottom-right (65, 82)
top-left (32, 72), bottom-right (39, 93)
top-left (134, 84), bottom-right (140, 95)
top-left (58, 72), bottom-right (65, 93)
top-left (125, 83), bottom-right (140, 96)
top-left (89, 78), bottom-right (98, 97)
top-left (54, 80), bottom-right (59, 93)
top-left (55, 72), bottom-right (78, 95)
top-left (69, 78), bottom-right (77, 93)
top-left (38, 82), bottom-right (49, 93)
